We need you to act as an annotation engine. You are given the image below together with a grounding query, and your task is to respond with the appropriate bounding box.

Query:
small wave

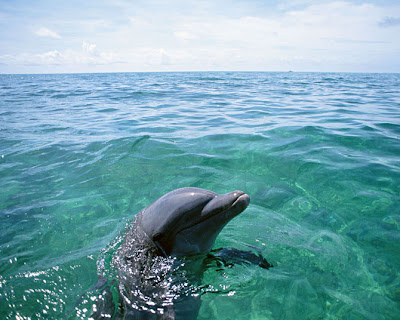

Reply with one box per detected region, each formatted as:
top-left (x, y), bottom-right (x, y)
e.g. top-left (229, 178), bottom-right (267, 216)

top-left (96, 107), bottom-right (118, 113)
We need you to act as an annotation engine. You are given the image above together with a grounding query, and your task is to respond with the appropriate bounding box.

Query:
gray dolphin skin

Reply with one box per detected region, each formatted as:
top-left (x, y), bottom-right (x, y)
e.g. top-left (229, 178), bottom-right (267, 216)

top-left (92, 187), bottom-right (271, 320)
top-left (139, 187), bottom-right (250, 256)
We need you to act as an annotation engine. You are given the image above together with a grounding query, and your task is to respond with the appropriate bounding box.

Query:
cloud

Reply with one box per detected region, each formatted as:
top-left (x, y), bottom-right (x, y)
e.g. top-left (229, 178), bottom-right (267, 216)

top-left (173, 31), bottom-right (196, 40)
top-left (379, 16), bottom-right (400, 28)
top-left (38, 50), bottom-right (63, 64)
top-left (82, 42), bottom-right (98, 55)
top-left (160, 49), bottom-right (170, 65)
top-left (0, 42), bottom-right (123, 68)
top-left (35, 27), bottom-right (61, 39)
top-left (323, 38), bottom-right (389, 44)
top-left (38, 42), bottom-right (121, 65)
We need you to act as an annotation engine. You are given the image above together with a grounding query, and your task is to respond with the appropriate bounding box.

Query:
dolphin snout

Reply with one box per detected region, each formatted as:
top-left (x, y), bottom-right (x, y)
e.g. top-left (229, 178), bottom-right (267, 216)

top-left (236, 193), bottom-right (250, 206)
top-left (232, 192), bottom-right (250, 211)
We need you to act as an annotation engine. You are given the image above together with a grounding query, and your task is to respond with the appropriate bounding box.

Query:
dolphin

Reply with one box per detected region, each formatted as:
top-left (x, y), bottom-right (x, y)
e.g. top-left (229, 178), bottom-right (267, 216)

top-left (91, 187), bottom-right (272, 319)
top-left (138, 187), bottom-right (250, 256)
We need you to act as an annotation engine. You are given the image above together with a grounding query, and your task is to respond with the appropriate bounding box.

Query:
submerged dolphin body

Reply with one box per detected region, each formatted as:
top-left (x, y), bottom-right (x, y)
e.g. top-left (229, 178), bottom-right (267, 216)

top-left (92, 187), bottom-right (271, 319)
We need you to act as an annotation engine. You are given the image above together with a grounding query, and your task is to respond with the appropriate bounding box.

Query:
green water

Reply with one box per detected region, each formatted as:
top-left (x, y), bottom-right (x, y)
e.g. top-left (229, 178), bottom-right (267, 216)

top-left (0, 72), bottom-right (399, 319)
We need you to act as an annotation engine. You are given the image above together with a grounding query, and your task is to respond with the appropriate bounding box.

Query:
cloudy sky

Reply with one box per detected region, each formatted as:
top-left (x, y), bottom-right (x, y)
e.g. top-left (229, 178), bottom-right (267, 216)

top-left (0, 0), bottom-right (399, 74)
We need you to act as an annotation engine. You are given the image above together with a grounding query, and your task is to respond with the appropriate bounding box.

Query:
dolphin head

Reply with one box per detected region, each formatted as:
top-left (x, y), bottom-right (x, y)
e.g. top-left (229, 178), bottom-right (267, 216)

top-left (137, 187), bottom-right (250, 257)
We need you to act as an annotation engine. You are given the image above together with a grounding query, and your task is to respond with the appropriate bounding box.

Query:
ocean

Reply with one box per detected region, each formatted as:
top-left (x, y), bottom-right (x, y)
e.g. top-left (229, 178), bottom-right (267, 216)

top-left (0, 72), bottom-right (399, 319)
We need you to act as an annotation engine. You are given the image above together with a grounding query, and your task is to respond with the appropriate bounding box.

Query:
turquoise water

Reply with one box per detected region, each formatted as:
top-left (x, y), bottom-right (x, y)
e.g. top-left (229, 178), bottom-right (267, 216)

top-left (0, 72), bottom-right (399, 319)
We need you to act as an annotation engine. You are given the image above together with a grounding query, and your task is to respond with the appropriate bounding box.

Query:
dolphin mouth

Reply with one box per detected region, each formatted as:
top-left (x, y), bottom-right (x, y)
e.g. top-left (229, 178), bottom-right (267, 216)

top-left (232, 193), bottom-right (250, 208)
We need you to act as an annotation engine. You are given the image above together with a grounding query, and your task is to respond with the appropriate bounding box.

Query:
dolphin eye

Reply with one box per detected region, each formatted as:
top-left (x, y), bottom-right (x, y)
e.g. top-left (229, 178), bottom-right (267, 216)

top-left (153, 233), bottom-right (163, 242)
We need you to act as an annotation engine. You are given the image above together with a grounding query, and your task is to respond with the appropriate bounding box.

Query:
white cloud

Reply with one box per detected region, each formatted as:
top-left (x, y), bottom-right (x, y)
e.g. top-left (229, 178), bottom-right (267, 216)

top-left (0, 42), bottom-right (123, 68)
top-left (173, 31), bottom-right (196, 40)
top-left (160, 49), bottom-right (171, 65)
top-left (82, 42), bottom-right (98, 56)
top-left (35, 27), bottom-right (61, 39)
top-left (39, 42), bottom-right (121, 65)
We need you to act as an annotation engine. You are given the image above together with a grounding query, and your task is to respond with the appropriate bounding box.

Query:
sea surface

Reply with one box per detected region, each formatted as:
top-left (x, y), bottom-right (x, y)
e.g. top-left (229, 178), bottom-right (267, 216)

top-left (0, 72), bottom-right (399, 319)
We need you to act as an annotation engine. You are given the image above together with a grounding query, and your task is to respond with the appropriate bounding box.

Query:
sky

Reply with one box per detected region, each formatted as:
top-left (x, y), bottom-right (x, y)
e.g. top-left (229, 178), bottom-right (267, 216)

top-left (0, 0), bottom-right (399, 74)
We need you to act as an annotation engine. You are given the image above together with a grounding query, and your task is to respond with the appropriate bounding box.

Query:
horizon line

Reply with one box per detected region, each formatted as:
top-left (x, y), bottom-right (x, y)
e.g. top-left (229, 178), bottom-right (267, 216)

top-left (1, 70), bottom-right (400, 76)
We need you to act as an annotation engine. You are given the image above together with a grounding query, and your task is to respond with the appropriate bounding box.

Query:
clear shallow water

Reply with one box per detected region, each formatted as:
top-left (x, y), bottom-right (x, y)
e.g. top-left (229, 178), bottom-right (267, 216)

top-left (0, 72), bottom-right (399, 319)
